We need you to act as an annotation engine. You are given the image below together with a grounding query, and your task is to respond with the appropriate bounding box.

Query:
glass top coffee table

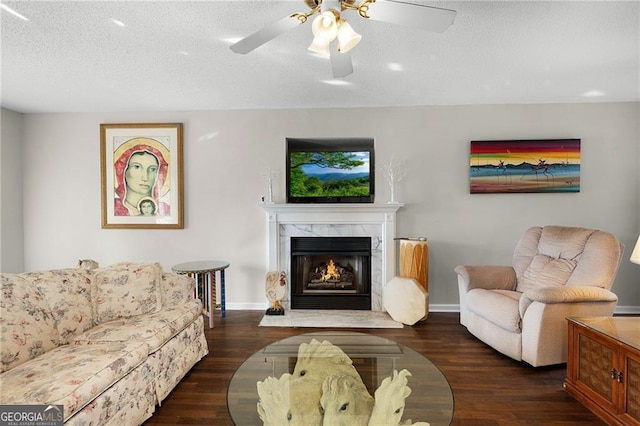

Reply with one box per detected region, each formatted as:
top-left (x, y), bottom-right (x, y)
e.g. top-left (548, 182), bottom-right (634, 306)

top-left (227, 331), bottom-right (454, 425)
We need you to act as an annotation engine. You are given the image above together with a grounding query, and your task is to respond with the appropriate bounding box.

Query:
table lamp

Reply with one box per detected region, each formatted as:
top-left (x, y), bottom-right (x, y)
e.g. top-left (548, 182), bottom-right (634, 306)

top-left (630, 235), bottom-right (640, 265)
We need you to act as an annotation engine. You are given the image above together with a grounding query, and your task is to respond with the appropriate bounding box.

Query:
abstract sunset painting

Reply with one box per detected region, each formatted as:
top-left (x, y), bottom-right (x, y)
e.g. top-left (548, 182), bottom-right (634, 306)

top-left (469, 139), bottom-right (580, 193)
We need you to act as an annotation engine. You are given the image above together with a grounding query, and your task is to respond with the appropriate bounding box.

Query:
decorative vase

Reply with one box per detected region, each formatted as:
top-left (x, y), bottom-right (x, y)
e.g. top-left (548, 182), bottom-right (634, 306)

top-left (266, 176), bottom-right (274, 204)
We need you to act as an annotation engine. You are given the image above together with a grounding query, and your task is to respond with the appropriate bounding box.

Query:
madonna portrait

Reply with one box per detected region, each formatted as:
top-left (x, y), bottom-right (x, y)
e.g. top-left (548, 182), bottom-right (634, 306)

top-left (101, 123), bottom-right (183, 229)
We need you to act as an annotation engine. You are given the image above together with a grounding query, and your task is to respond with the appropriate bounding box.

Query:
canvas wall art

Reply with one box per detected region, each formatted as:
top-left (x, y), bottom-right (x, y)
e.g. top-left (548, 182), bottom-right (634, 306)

top-left (101, 123), bottom-right (184, 228)
top-left (469, 139), bottom-right (581, 194)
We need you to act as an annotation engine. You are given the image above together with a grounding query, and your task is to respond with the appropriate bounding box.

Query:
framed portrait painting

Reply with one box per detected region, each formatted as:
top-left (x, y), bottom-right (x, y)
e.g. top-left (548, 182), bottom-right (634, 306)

top-left (101, 123), bottom-right (184, 229)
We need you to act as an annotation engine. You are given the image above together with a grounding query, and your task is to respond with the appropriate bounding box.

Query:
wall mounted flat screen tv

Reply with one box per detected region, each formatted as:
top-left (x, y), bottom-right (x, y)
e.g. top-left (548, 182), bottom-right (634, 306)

top-left (286, 138), bottom-right (374, 204)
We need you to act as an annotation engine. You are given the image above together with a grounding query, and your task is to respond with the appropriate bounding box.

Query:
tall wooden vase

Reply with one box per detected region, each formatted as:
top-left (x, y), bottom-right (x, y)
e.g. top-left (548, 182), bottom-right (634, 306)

top-left (399, 239), bottom-right (429, 292)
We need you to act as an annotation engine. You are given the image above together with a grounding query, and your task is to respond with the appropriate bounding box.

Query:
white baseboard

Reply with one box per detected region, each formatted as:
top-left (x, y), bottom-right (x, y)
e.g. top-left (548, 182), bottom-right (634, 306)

top-left (225, 302), bottom-right (640, 315)
top-left (226, 302), bottom-right (269, 310)
top-left (614, 305), bottom-right (640, 315)
top-left (429, 304), bottom-right (460, 312)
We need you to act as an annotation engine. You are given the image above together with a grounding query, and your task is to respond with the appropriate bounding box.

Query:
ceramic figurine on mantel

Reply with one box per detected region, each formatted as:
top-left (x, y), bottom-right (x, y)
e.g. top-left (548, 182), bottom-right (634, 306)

top-left (379, 155), bottom-right (407, 204)
top-left (261, 166), bottom-right (279, 204)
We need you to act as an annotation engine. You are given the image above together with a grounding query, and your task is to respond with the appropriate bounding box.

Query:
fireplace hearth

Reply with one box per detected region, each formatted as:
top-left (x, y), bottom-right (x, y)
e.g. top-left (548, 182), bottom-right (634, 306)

top-left (291, 236), bottom-right (371, 310)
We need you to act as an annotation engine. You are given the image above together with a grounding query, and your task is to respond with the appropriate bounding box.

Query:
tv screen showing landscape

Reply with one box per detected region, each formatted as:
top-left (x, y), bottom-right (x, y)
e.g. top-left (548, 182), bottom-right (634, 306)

top-left (286, 138), bottom-right (374, 203)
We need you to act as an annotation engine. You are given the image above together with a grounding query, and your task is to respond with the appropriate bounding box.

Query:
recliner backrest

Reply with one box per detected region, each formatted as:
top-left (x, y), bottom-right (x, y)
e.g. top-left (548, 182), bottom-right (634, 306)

top-left (512, 226), bottom-right (623, 294)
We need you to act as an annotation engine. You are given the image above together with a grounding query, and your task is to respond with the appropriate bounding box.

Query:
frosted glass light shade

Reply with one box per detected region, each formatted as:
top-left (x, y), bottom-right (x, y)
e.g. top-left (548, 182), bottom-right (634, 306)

top-left (308, 38), bottom-right (331, 56)
top-left (337, 21), bottom-right (362, 53)
top-left (630, 235), bottom-right (640, 265)
top-left (311, 11), bottom-right (338, 42)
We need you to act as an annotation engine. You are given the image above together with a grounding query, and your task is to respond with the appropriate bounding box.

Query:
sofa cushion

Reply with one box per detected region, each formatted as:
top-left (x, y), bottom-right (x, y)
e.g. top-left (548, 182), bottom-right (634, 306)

top-left (161, 272), bottom-right (196, 306)
top-left (0, 340), bottom-right (149, 420)
top-left (466, 289), bottom-right (522, 333)
top-left (74, 301), bottom-right (202, 352)
top-left (92, 262), bottom-right (163, 323)
top-left (566, 231), bottom-right (623, 289)
top-left (21, 269), bottom-right (95, 345)
top-left (518, 255), bottom-right (577, 292)
top-left (149, 316), bottom-right (209, 402)
top-left (0, 274), bottom-right (59, 373)
top-left (515, 227), bottom-right (595, 293)
top-left (58, 359), bottom-right (155, 425)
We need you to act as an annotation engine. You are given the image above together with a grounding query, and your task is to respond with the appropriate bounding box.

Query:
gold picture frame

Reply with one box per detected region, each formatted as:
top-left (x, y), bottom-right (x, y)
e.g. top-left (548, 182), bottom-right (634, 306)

top-left (100, 123), bottom-right (184, 229)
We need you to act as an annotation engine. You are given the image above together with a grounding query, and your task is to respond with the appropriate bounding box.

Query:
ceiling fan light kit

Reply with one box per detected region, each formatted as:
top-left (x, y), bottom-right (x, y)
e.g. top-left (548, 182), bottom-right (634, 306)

top-left (308, 37), bottom-right (332, 56)
top-left (308, 10), bottom-right (362, 55)
top-left (313, 11), bottom-right (339, 40)
top-left (230, 0), bottom-right (457, 77)
top-left (336, 20), bottom-right (362, 52)
top-left (308, 10), bottom-right (338, 55)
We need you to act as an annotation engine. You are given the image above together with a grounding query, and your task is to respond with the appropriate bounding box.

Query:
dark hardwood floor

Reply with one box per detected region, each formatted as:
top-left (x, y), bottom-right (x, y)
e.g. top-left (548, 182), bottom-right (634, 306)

top-left (144, 311), bottom-right (604, 426)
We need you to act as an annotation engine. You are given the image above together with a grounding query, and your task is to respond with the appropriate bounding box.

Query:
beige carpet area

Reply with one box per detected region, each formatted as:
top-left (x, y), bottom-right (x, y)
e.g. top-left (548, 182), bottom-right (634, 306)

top-left (259, 309), bottom-right (403, 328)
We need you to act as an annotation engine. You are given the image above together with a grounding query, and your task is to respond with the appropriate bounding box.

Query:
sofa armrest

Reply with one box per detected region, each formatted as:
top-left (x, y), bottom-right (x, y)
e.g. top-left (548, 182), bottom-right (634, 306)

top-left (454, 265), bottom-right (517, 293)
top-left (161, 273), bottom-right (198, 306)
top-left (524, 285), bottom-right (618, 304)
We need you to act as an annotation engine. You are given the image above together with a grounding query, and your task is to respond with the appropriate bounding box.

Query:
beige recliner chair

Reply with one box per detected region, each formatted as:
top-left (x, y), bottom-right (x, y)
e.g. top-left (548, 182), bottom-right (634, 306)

top-left (455, 226), bottom-right (623, 367)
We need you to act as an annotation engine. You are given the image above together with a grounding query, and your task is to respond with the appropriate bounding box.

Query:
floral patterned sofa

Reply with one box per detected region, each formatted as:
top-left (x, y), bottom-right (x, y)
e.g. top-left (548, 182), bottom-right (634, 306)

top-left (0, 262), bottom-right (209, 425)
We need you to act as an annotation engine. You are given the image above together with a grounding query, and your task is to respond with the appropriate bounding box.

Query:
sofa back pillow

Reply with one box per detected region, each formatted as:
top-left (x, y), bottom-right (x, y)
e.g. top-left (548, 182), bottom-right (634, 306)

top-left (515, 226), bottom-right (595, 294)
top-left (161, 272), bottom-right (197, 306)
top-left (21, 268), bottom-right (95, 345)
top-left (0, 274), bottom-right (59, 373)
top-left (92, 262), bottom-right (163, 324)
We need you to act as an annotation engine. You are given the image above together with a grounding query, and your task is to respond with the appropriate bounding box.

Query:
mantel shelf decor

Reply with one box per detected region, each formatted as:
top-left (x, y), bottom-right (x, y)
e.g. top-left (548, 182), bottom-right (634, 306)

top-left (379, 155), bottom-right (407, 204)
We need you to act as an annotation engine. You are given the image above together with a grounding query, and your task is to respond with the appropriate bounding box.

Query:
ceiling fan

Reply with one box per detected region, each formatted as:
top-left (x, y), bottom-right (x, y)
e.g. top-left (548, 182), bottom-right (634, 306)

top-left (230, 0), bottom-right (457, 78)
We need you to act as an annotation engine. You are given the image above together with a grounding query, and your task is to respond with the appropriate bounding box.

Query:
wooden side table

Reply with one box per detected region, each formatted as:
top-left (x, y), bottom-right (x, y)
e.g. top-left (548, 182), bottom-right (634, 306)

top-left (171, 260), bottom-right (230, 328)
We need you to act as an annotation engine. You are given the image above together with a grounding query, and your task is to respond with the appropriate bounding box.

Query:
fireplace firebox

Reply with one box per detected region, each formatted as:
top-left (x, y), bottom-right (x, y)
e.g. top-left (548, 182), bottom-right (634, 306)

top-left (290, 236), bottom-right (371, 310)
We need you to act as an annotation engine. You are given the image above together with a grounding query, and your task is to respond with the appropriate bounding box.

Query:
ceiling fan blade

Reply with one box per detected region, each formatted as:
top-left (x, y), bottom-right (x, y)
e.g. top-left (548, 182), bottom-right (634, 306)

top-left (365, 0), bottom-right (456, 33)
top-left (330, 43), bottom-right (353, 78)
top-left (230, 15), bottom-right (303, 54)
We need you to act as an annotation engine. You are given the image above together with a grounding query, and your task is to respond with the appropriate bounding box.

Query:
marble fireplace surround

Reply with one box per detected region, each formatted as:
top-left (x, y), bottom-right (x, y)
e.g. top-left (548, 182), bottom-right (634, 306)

top-left (260, 203), bottom-right (403, 311)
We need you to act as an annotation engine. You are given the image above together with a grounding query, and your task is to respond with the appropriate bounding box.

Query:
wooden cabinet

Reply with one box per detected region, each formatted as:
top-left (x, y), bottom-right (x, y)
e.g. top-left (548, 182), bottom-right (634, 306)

top-left (564, 317), bottom-right (640, 426)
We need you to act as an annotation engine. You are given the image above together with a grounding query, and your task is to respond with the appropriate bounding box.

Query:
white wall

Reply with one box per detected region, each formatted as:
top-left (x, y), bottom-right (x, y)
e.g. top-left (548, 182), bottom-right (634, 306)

top-left (14, 102), bottom-right (640, 311)
top-left (1, 108), bottom-right (24, 272)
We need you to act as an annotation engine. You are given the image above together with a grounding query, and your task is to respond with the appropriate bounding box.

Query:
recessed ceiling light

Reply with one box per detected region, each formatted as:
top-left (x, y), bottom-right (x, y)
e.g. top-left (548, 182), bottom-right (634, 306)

top-left (111, 18), bottom-right (125, 27)
top-left (0, 4), bottom-right (29, 21)
top-left (322, 80), bottom-right (351, 86)
top-left (387, 63), bottom-right (403, 71)
top-left (581, 90), bottom-right (605, 98)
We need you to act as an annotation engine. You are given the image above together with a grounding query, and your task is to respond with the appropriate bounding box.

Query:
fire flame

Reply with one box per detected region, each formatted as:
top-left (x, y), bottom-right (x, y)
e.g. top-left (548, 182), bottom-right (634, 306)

top-left (321, 259), bottom-right (340, 281)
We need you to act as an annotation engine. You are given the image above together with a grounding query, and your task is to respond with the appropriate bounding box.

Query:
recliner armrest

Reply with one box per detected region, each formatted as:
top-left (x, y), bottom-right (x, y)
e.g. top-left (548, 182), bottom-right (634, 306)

top-left (454, 265), bottom-right (517, 292)
top-left (524, 285), bottom-right (618, 304)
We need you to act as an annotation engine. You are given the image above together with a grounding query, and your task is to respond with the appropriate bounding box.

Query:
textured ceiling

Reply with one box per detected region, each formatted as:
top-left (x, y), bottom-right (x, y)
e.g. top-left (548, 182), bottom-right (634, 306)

top-left (1, 0), bottom-right (638, 113)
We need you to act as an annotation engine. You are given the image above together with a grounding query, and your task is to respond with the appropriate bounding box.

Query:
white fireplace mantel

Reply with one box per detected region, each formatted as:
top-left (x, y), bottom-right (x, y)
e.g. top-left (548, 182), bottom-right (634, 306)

top-left (260, 203), bottom-right (403, 311)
